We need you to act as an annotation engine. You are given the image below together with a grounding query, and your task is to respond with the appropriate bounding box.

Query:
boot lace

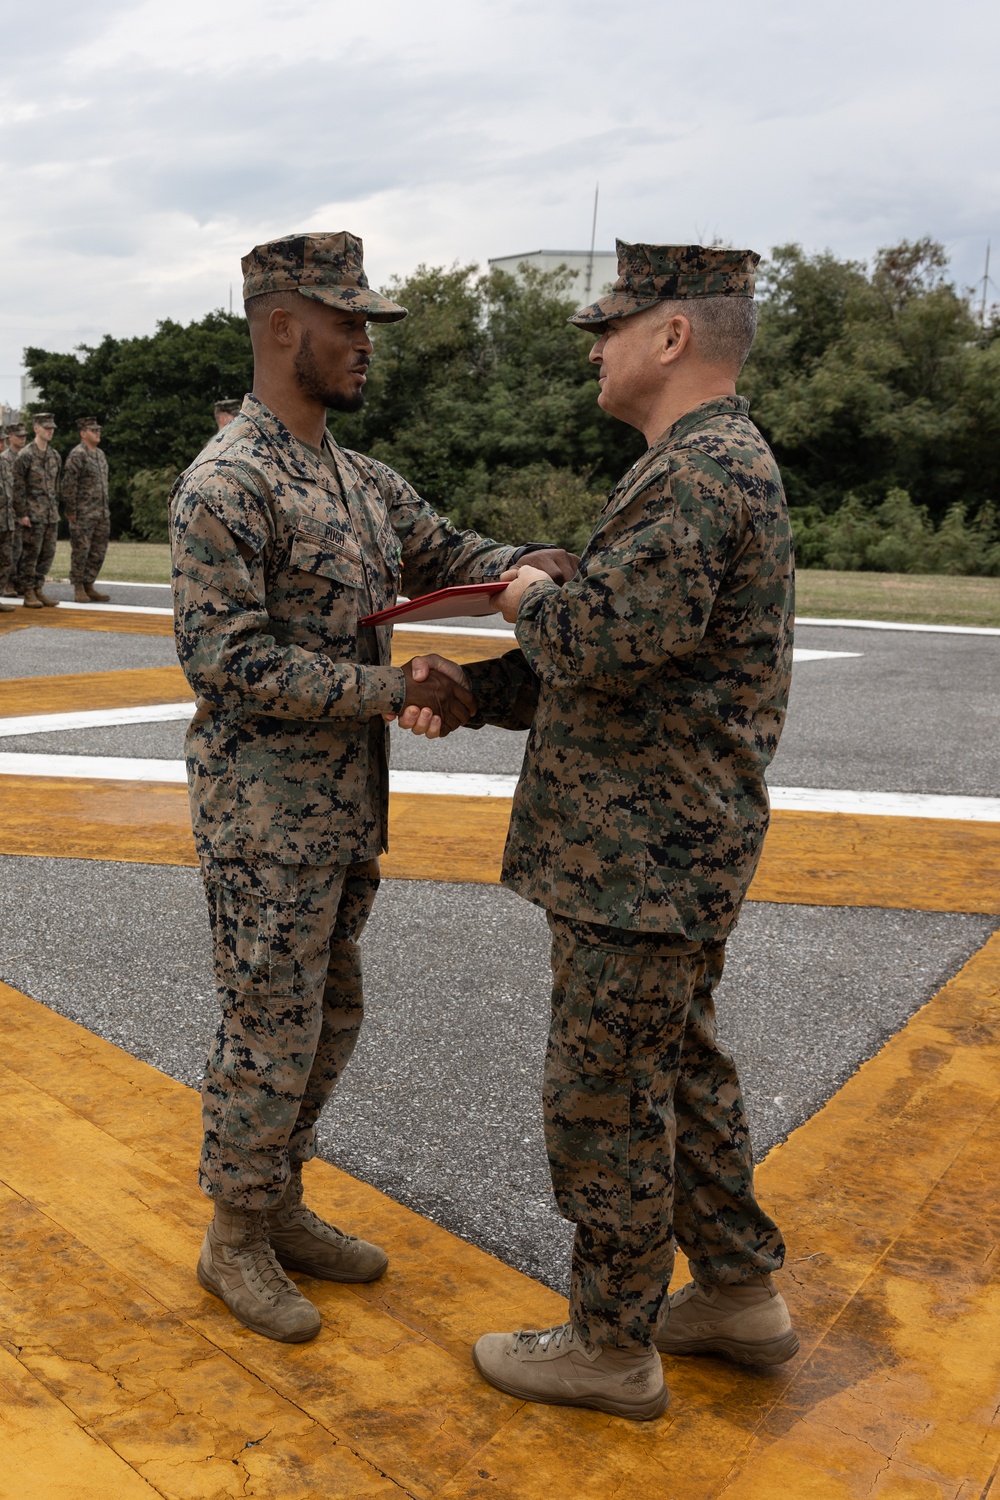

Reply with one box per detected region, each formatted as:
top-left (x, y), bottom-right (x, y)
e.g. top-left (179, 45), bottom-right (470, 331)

top-left (512, 1322), bottom-right (575, 1354)
top-left (237, 1236), bottom-right (300, 1303)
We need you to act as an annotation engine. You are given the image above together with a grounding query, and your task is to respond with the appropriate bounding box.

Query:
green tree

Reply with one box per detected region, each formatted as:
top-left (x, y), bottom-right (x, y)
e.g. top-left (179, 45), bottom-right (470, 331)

top-left (25, 311), bottom-right (252, 534)
top-left (742, 239), bottom-right (995, 522)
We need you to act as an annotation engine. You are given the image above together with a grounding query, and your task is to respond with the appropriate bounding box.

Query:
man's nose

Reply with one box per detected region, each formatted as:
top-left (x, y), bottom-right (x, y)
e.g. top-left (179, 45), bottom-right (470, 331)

top-left (589, 337), bottom-right (606, 364)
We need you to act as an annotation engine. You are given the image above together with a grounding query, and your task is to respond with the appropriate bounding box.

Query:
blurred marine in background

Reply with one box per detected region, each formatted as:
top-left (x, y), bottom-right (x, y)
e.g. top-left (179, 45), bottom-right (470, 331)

top-left (13, 413), bottom-right (60, 608)
top-left (62, 417), bottom-right (111, 603)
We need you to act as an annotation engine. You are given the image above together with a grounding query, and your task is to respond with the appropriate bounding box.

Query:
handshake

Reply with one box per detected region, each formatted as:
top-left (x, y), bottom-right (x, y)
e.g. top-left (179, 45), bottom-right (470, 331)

top-left (387, 654), bottom-right (475, 739)
top-left (383, 557), bottom-right (565, 739)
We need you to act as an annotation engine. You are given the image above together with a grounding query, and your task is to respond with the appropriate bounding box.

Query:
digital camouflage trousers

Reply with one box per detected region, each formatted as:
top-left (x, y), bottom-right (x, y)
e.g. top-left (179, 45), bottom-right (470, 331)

top-left (69, 513), bottom-right (110, 585)
top-left (15, 519), bottom-right (56, 592)
top-left (199, 856), bottom-right (380, 1210)
top-left (544, 912), bottom-right (785, 1351)
top-left (0, 529), bottom-right (14, 593)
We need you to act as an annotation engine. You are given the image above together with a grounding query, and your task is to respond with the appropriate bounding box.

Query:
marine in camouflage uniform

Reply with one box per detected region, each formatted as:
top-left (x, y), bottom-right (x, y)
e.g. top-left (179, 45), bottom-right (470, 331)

top-left (1, 425), bottom-right (28, 595)
top-left (61, 417), bottom-right (111, 599)
top-left (0, 432), bottom-right (17, 609)
top-left (463, 243), bottom-right (797, 1418)
top-left (13, 414), bottom-right (61, 604)
top-left (170, 231), bottom-right (576, 1343)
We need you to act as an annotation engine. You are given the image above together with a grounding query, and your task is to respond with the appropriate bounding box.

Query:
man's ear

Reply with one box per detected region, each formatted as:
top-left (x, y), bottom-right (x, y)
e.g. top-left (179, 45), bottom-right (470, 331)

top-left (267, 305), bottom-right (299, 348)
top-left (660, 314), bottom-right (691, 367)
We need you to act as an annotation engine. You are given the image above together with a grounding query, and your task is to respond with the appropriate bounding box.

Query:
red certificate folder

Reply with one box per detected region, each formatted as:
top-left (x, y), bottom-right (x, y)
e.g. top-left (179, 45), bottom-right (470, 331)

top-left (359, 582), bottom-right (507, 627)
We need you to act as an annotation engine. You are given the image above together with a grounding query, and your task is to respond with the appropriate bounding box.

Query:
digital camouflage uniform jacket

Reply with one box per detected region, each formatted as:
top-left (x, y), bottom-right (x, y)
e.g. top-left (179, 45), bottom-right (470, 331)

top-left (170, 394), bottom-right (516, 868)
top-left (61, 443), bottom-right (109, 519)
top-left (0, 449), bottom-right (15, 532)
top-left (464, 396), bottom-right (794, 944)
top-left (13, 440), bottom-right (61, 524)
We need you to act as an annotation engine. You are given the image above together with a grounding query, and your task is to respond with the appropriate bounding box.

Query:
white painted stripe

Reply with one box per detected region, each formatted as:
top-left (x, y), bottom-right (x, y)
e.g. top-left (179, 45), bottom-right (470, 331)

top-left (0, 753), bottom-right (997, 823)
top-left (393, 621), bottom-right (517, 639)
top-left (0, 703), bottom-right (194, 737)
top-left (6, 597), bottom-right (174, 618)
top-left (390, 770), bottom-right (518, 798)
top-left (83, 579), bottom-right (171, 589)
top-left (792, 649), bottom-right (861, 662)
top-left (797, 616), bottom-right (1000, 638)
top-left (768, 786), bottom-right (1000, 821)
top-left (0, 752), bottom-right (188, 782)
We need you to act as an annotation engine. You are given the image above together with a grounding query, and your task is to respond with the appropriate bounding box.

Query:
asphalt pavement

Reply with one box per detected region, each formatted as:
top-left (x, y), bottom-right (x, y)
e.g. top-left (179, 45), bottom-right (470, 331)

top-left (2, 603), bottom-right (998, 1286)
top-left (0, 853), bottom-right (992, 1290)
top-left (5, 619), bottom-right (997, 798)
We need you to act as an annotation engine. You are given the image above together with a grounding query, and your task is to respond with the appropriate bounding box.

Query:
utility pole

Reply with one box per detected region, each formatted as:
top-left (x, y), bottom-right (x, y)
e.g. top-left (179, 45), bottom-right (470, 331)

top-left (980, 242), bottom-right (991, 330)
top-left (229, 283), bottom-right (233, 315)
top-left (584, 183), bottom-right (599, 302)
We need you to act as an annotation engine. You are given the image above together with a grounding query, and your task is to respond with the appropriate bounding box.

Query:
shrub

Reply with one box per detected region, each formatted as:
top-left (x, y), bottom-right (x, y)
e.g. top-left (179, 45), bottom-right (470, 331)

top-left (791, 489), bottom-right (1000, 574)
top-left (449, 462), bottom-right (605, 554)
top-left (129, 466), bottom-right (178, 543)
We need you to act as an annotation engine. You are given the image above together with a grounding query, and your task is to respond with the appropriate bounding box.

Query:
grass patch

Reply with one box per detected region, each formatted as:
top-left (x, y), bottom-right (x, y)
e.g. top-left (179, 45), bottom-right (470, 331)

top-left (49, 545), bottom-right (1000, 626)
top-left (796, 570), bottom-right (1000, 628)
top-left (53, 540), bottom-right (172, 585)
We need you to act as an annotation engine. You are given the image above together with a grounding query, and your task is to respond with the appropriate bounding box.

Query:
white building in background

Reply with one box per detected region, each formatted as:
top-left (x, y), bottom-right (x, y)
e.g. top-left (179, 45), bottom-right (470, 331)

top-left (488, 249), bottom-right (619, 304)
top-left (20, 373), bottom-right (40, 409)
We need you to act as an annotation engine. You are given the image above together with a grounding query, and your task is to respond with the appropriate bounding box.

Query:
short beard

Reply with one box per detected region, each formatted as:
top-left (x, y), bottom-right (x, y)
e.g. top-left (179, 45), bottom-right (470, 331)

top-left (293, 328), bottom-right (366, 413)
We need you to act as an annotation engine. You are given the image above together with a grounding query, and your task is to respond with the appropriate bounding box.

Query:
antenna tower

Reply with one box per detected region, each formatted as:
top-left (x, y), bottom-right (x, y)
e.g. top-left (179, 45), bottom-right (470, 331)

top-left (584, 184), bottom-right (599, 302)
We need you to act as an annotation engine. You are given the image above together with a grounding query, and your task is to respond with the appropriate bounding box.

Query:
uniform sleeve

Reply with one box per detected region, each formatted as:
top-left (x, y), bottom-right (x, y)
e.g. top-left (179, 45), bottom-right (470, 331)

top-left (61, 452), bottom-right (81, 509)
top-left (12, 450), bottom-right (28, 512)
top-left (359, 457), bottom-right (517, 593)
top-left (513, 455), bottom-right (750, 693)
top-left (463, 649), bottom-right (540, 730)
top-left (171, 475), bottom-right (406, 723)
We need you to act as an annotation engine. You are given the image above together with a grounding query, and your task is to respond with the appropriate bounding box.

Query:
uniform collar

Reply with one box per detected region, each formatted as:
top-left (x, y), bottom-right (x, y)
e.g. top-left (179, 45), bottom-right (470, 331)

top-left (648, 394), bottom-right (750, 455)
top-left (235, 393), bottom-right (356, 500)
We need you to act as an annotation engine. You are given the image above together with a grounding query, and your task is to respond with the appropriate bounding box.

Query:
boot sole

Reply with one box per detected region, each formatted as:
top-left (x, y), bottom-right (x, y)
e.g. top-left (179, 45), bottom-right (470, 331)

top-left (656, 1329), bottom-right (800, 1366)
top-left (471, 1348), bottom-right (669, 1421)
top-left (272, 1251), bottom-right (389, 1284)
top-left (197, 1262), bottom-right (321, 1343)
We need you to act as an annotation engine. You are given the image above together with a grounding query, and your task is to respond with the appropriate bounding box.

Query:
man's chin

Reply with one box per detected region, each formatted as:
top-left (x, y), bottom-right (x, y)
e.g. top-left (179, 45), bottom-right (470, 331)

top-left (326, 391), bottom-right (366, 414)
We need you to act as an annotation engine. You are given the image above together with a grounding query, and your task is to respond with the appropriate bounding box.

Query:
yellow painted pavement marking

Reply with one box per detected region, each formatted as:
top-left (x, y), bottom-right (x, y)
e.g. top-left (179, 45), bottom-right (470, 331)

top-left (1, 771), bottom-right (998, 914)
top-left (1, 932), bottom-right (998, 1496)
top-left (0, 666), bottom-right (193, 717)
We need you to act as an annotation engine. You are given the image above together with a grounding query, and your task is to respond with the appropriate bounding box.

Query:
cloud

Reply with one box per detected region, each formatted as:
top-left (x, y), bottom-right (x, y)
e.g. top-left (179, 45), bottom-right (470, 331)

top-left (1, 0), bottom-right (997, 403)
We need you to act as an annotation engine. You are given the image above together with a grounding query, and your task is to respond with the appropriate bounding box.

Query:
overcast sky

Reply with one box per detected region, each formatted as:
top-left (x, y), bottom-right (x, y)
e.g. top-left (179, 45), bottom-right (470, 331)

top-left (1, 0), bottom-right (996, 406)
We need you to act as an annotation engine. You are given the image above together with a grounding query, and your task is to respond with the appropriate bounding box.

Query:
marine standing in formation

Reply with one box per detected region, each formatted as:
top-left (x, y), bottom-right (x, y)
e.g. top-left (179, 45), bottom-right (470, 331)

top-left (405, 241), bottom-right (797, 1420)
top-left (169, 232), bottom-right (576, 1344)
top-left (213, 399), bottom-right (241, 429)
top-left (62, 417), bottom-right (111, 603)
top-left (0, 429), bottom-right (17, 611)
top-left (13, 413), bottom-right (61, 607)
top-left (1, 423), bottom-right (29, 597)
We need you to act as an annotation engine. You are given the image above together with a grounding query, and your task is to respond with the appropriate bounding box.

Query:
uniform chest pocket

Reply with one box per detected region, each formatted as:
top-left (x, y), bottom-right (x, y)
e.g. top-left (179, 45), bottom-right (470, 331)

top-left (288, 527), bottom-right (363, 589)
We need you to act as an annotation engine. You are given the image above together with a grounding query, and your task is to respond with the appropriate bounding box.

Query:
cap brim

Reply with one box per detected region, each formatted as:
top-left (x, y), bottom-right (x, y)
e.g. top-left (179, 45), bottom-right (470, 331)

top-left (298, 286), bottom-right (407, 323)
top-left (568, 292), bottom-right (662, 328)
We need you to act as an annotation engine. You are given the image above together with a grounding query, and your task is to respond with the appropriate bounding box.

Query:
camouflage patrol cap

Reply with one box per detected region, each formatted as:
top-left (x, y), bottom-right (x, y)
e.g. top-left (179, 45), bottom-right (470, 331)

top-left (33, 412), bottom-right (56, 425)
top-left (570, 240), bottom-right (760, 327)
top-left (76, 416), bottom-right (100, 429)
top-left (241, 232), bottom-right (407, 322)
top-left (213, 399), bottom-right (241, 417)
top-left (5, 423), bottom-right (25, 436)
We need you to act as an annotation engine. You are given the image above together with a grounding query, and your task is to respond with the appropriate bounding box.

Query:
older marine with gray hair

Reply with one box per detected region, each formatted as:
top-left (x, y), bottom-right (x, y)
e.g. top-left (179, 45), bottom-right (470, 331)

top-left (404, 240), bottom-right (797, 1419)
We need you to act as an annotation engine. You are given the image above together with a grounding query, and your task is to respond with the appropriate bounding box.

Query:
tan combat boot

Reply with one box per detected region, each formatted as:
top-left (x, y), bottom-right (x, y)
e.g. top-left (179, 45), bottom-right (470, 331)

top-left (36, 587), bottom-right (58, 607)
top-left (73, 585), bottom-right (90, 603)
top-left (473, 1322), bottom-right (668, 1420)
top-left (654, 1274), bottom-right (799, 1366)
top-left (267, 1171), bottom-right (388, 1282)
top-left (197, 1203), bottom-right (321, 1342)
top-left (21, 588), bottom-right (43, 609)
top-left (85, 583), bottom-right (110, 602)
